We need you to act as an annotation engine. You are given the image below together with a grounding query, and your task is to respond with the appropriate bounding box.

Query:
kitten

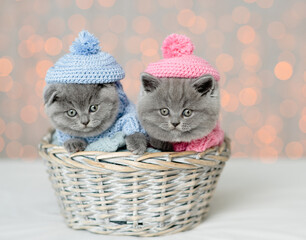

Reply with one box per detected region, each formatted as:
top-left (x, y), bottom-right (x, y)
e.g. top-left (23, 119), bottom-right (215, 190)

top-left (44, 83), bottom-right (146, 154)
top-left (137, 73), bottom-right (220, 151)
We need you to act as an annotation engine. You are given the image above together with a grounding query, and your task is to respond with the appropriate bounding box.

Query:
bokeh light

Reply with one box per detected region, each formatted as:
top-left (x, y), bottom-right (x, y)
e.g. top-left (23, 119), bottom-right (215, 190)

top-left (274, 61), bottom-right (293, 80)
top-left (0, 1), bottom-right (304, 161)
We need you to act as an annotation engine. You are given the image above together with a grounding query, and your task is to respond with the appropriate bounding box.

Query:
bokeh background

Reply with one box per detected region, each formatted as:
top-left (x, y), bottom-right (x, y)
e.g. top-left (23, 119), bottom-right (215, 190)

top-left (0, 0), bottom-right (305, 161)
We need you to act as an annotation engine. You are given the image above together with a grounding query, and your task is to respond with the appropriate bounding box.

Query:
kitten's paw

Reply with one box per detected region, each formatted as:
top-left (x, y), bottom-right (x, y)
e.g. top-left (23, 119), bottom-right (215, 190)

top-left (149, 137), bottom-right (173, 151)
top-left (64, 139), bottom-right (87, 153)
top-left (125, 133), bottom-right (147, 155)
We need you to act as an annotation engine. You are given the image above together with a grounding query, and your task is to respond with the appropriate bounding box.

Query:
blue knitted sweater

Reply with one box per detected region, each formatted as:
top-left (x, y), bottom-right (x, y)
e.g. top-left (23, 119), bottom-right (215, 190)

top-left (56, 82), bottom-right (145, 145)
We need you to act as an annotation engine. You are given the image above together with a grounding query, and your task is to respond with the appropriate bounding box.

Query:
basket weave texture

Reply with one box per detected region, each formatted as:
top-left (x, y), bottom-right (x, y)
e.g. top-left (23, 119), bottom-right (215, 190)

top-left (39, 130), bottom-right (231, 237)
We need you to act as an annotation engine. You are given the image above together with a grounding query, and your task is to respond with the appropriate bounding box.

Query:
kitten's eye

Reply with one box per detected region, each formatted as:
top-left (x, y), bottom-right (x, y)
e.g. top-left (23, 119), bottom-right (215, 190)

top-left (67, 109), bottom-right (77, 117)
top-left (182, 109), bottom-right (193, 117)
top-left (160, 108), bottom-right (170, 116)
top-left (89, 105), bottom-right (98, 112)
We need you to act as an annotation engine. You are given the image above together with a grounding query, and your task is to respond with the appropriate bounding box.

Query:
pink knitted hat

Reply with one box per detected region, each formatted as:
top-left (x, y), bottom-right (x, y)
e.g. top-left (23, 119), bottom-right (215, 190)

top-left (145, 34), bottom-right (220, 80)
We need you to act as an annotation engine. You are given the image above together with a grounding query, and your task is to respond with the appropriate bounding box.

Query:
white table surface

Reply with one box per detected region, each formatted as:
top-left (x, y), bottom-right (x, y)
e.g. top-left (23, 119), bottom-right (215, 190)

top-left (0, 158), bottom-right (305, 240)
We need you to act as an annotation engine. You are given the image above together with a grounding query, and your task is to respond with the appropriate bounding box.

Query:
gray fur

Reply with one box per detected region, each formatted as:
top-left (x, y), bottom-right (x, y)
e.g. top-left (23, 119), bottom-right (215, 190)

top-left (125, 132), bottom-right (147, 155)
top-left (64, 138), bottom-right (87, 153)
top-left (137, 73), bottom-right (220, 149)
top-left (44, 83), bottom-right (119, 152)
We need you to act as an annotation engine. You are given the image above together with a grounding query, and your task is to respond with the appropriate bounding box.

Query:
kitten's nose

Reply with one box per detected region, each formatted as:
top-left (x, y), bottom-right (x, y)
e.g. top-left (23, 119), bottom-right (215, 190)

top-left (81, 116), bottom-right (89, 126)
top-left (171, 122), bottom-right (180, 127)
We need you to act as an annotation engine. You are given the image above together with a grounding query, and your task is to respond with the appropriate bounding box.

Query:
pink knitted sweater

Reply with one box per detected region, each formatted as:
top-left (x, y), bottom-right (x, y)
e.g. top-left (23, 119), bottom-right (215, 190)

top-left (173, 123), bottom-right (224, 152)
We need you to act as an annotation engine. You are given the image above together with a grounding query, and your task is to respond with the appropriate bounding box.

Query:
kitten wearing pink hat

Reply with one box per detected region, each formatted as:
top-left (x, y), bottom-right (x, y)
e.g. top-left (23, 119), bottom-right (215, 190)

top-left (137, 34), bottom-right (224, 152)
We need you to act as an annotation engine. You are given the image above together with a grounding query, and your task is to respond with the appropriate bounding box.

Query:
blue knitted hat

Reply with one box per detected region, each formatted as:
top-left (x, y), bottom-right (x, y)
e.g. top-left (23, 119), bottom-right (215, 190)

top-left (45, 30), bottom-right (125, 84)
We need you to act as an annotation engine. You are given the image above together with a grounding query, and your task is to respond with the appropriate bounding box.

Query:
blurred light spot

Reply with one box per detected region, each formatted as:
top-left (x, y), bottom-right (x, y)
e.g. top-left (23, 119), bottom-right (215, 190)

top-left (220, 89), bottom-right (230, 107)
top-left (100, 32), bottom-right (118, 52)
top-left (257, 125), bottom-right (277, 144)
top-left (235, 126), bottom-right (253, 145)
top-left (189, 16), bottom-right (207, 34)
top-left (109, 15), bottom-right (127, 33)
top-left (6, 141), bottom-right (22, 159)
top-left (26, 34), bottom-right (44, 53)
top-left (44, 37), bottom-right (63, 56)
top-left (232, 6), bottom-right (250, 24)
top-left (256, 0), bottom-right (273, 8)
top-left (0, 58), bottom-right (13, 76)
top-left (98, 0), bottom-right (115, 7)
top-left (125, 36), bottom-right (142, 54)
top-left (36, 60), bottom-right (53, 78)
top-left (76, 0), bottom-right (93, 9)
top-left (47, 17), bottom-right (66, 35)
top-left (0, 76), bottom-right (13, 92)
top-left (20, 105), bottom-right (38, 124)
top-left (18, 41), bottom-right (33, 58)
top-left (158, 0), bottom-right (174, 8)
top-left (267, 21), bottom-right (286, 39)
top-left (177, 9), bottom-right (196, 27)
top-left (7, 81), bottom-right (23, 100)
top-left (237, 25), bottom-right (255, 44)
top-left (274, 61), bottom-right (292, 80)
top-left (92, 16), bottom-right (108, 34)
top-left (141, 54), bottom-right (161, 67)
top-left (279, 99), bottom-right (297, 118)
top-left (0, 118), bottom-right (5, 135)
top-left (241, 48), bottom-right (260, 67)
top-left (239, 88), bottom-right (257, 106)
top-left (5, 122), bottom-right (23, 140)
top-left (21, 145), bottom-right (38, 159)
top-left (140, 38), bottom-right (159, 56)
top-left (125, 59), bottom-right (144, 79)
top-left (223, 94), bottom-right (239, 112)
top-left (0, 136), bottom-right (4, 153)
top-left (206, 30), bottom-right (224, 48)
top-left (68, 14), bottom-right (86, 33)
top-left (285, 142), bottom-right (303, 159)
top-left (132, 16), bottom-right (151, 34)
top-left (259, 146), bottom-right (278, 162)
top-left (218, 15), bottom-right (235, 32)
top-left (299, 115), bottom-right (306, 133)
top-left (18, 25), bottom-right (35, 40)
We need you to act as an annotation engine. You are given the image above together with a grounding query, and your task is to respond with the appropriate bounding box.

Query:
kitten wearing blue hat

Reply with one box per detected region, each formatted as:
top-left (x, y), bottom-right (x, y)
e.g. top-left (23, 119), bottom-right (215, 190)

top-left (44, 30), bottom-right (146, 154)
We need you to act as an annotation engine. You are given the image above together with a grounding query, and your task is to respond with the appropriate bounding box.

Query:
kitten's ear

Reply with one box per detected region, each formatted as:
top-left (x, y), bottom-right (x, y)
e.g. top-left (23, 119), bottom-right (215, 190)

top-left (141, 73), bottom-right (161, 93)
top-left (43, 85), bottom-right (59, 105)
top-left (192, 74), bottom-right (215, 96)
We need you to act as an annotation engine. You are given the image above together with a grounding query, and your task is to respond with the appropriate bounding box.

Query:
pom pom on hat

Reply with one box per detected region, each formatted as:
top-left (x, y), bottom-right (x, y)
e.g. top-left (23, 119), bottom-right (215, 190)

top-left (69, 30), bottom-right (101, 55)
top-left (162, 34), bottom-right (194, 58)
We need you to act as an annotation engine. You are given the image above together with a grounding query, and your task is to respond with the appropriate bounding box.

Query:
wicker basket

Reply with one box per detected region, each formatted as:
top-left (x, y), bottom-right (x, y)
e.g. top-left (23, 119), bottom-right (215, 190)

top-left (38, 130), bottom-right (230, 237)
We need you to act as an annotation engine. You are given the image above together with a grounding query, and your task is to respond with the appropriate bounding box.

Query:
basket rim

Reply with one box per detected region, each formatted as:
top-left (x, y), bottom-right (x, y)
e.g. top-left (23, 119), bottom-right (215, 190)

top-left (38, 129), bottom-right (231, 172)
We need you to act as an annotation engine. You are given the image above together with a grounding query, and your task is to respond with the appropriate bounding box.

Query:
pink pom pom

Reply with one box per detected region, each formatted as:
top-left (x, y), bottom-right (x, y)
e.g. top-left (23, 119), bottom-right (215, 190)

top-left (162, 34), bottom-right (194, 58)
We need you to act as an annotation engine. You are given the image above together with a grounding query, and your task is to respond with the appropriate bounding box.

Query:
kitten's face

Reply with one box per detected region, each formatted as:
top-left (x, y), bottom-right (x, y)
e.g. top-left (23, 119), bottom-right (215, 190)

top-left (137, 74), bottom-right (220, 142)
top-left (44, 83), bottom-right (119, 137)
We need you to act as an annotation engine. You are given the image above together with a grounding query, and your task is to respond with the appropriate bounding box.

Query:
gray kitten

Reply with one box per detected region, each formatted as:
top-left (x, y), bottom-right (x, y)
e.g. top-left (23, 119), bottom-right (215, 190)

top-left (44, 84), bottom-right (146, 154)
top-left (137, 73), bottom-right (220, 151)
